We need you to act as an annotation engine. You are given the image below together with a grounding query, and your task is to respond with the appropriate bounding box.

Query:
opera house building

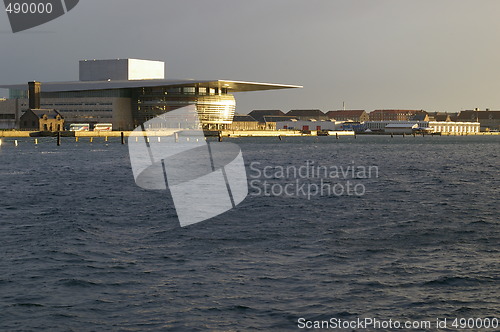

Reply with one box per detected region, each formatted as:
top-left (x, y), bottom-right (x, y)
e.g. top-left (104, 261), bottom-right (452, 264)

top-left (0, 59), bottom-right (301, 130)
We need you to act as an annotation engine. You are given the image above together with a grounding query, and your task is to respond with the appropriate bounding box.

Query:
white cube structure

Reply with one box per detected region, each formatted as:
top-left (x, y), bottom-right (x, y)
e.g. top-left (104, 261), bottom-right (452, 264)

top-left (79, 59), bottom-right (165, 81)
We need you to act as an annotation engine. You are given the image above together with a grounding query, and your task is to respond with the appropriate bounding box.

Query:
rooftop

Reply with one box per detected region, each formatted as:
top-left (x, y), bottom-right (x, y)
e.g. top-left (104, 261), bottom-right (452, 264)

top-left (249, 110), bottom-right (286, 122)
top-left (458, 110), bottom-right (500, 120)
top-left (27, 109), bottom-right (62, 119)
top-left (287, 109), bottom-right (325, 116)
top-left (327, 110), bottom-right (366, 118)
top-left (232, 114), bottom-right (258, 122)
top-left (0, 79), bottom-right (302, 93)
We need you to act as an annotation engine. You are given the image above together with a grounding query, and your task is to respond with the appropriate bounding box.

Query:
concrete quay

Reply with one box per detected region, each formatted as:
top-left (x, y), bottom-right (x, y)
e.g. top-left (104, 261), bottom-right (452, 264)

top-left (0, 130), bottom-right (498, 138)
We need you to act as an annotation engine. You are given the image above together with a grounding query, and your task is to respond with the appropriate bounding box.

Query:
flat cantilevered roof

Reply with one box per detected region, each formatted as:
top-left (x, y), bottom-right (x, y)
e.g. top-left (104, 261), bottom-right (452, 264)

top-left (0, 79), bottom-right (302, 93)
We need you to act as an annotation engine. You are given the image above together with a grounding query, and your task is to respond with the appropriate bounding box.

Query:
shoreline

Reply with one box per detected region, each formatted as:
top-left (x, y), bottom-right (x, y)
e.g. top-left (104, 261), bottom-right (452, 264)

top-left (0, 130), bottom-right (499, 138)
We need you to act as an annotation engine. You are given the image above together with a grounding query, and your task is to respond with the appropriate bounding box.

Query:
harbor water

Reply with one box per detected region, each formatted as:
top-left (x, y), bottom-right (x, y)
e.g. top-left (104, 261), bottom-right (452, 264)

top-left (0, 135), bottom-right (498, 331)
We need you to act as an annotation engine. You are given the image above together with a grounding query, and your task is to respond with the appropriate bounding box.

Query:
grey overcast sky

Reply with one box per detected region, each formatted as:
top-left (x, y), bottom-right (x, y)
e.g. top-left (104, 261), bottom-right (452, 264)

top-left (1, 0), bottom-right (499, 113)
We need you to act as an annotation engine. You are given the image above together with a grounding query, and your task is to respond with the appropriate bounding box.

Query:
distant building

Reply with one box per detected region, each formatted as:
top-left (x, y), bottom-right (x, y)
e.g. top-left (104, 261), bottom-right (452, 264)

top-left (457, 109), bottom-right (500, 131)
top-left (340, 121), bottom-right (367, 133)
top-left (277, 119), bottom-right (340, 131)
top-left (20, 109), bottom-right (64, 132)
top-left (262, 115), bottom-right (298, 122)
top-left (261, 115), bottom-right (298, 130)
top-left (225, 114), bottom-right (261, 131)
top-left (384, 123), bottom-right (419, 134)
top-left (365, 121), bottom-right (421, 132)
top-left (286, 109), bottom-right (328, 121)
top-left (247, 110), bottom-right (301, 130)
top-left (428, 112), bottom-right (451, 122)
top-left (410, 112), bottom-right (429, 121)
top-left (0, 98), bottom-right (26, 129)
top-left (248, 110), bottom-right (285, 123)
top-left (365, 121), bottom-right (479, 134)
top-left (369, 109), bottom-right (427, 121)
top-left (429, 121), bottom-right (479, 134)
top-left (326, 110), bottom-right (369, 122)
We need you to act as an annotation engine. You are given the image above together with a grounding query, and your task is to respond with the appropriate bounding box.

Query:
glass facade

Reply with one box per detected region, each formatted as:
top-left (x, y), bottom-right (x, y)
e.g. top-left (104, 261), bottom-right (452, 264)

top-left (131, 86), bottom-right (235, 129)
top-left (42, 90), bottom-right (131, 98)
top-left (9, 85), bottom-right (237, 130)
top-left (9, 89), bottom-right (28, 99)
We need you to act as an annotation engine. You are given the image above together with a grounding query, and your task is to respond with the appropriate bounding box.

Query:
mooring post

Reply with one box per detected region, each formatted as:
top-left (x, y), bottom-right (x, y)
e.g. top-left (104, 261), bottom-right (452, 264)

top-left (57, 132), bottom-right (61, 146)
top-left (121, 132), bottom-right (125, 144)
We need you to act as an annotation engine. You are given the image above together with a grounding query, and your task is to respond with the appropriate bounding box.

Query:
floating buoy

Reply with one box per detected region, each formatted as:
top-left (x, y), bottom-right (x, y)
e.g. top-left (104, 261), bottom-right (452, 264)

top-left (0, 139), bottom-right (2, 146)
top-left (90, 137), bottom-right (93, 143)
top-left (15, 140), bottom-right (18, 147)
top-left (75, 137), bottom-right (79, 142)
top-left (158, 137), bottom-right (161, 142)
top-left (35, 139), bottom-right (38, 145)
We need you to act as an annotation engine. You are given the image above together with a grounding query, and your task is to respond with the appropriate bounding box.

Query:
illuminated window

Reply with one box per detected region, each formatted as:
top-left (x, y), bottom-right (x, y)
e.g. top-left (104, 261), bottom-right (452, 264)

top-left (182, 87), bottom-right (195, 94)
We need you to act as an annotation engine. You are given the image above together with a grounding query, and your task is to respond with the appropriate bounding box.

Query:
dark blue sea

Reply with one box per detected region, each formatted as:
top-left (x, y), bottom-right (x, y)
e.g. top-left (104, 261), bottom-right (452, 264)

top-left (0, 135), bottom-right (498, 331)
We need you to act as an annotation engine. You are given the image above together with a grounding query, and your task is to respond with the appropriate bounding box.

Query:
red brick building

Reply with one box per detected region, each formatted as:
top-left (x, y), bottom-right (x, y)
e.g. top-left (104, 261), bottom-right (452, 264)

top-left (369, 109), bottom-right (428, 121)
top-left (326, 110), bottom-right (369, 122)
